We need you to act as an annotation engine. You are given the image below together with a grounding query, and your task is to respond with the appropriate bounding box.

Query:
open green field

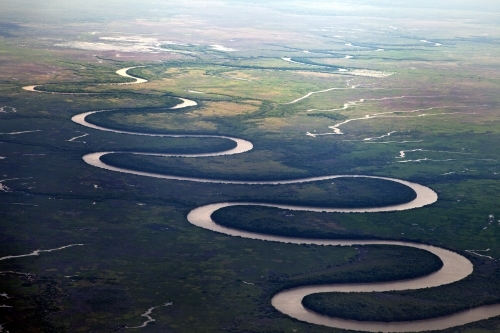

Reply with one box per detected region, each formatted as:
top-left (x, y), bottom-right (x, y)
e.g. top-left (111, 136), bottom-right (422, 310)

top-left (1, 1), bottom-right (500, 332)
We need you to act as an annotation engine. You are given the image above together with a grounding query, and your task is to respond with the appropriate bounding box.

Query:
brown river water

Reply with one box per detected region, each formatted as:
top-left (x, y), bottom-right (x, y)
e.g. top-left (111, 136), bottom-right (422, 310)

top-left (24, 68), bottom-right (500, 331)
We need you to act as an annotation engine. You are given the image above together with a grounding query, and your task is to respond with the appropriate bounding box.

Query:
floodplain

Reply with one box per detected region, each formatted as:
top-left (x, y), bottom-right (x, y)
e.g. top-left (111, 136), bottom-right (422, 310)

top-left (1, 1), bottom-right (500, 332)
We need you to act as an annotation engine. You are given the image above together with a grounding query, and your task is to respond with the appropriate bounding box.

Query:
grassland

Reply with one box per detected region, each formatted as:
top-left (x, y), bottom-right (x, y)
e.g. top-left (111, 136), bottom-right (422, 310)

top-left (1, 1), bottom-right (500, 332)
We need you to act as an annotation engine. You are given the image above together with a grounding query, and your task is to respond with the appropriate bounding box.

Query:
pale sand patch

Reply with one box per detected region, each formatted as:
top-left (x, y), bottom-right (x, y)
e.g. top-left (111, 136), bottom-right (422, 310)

top-left (22, 85), bottom-right (38, 92)
top-left (209, 44), bottom-right (237, 52)
top-left (348, 69), bottom-right (395, 78)
top-left (294, 71), bottom-right (343, 79)
top-left (55, 36), bottom-right (195, 55)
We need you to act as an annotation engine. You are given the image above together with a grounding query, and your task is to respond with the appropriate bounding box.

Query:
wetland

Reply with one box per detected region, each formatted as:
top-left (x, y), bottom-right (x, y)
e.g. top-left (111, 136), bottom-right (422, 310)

top-left (1, 1), bottom-right (500, 332)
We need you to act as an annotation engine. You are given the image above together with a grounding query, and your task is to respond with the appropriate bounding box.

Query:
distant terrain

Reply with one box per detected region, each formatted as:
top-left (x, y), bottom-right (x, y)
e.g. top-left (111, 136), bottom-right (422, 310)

top-left (0, 1), bottom-right (500, 332)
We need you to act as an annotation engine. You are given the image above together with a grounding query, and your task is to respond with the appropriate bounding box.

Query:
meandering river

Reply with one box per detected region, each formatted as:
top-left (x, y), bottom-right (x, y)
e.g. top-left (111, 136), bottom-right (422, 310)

top-left (26, 66), bottom-right (500, 331)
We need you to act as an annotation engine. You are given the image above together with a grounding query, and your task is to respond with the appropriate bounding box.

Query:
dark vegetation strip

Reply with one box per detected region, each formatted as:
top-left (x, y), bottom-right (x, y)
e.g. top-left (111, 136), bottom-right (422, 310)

top-left (288, 57), bottom-right (342, 69)
top-left (265, 245), bottom-right (443, 294)
top-left (99, 137), bottom-right (237, 155)
top-left (26, 59), bottom-right (353, 94)
top-left (307, 112), bottom-right (347, 121)
top-left (303, 264), bottom-right (500, 322)
top-left (212, 191), bottom-right (427, 240)
top-left (134, 60), bottom-right (351, 77)
top-left (100, 152), bottom-right (415, 193)
top-left (99, 139), bottom-right (414, 183)
top-left (1, 277), bottom-right (68, 333)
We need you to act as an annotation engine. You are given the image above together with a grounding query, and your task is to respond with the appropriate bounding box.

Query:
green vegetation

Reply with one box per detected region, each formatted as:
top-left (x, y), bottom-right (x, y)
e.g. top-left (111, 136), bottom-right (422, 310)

top-left (1, 1), bottom-right (500, 332)
top-left (288, 57), bottom-right (342, 69)
top-left (307, 112), bottom-right (348, 121)
top-left (304, 264), bottom-right (500, 322)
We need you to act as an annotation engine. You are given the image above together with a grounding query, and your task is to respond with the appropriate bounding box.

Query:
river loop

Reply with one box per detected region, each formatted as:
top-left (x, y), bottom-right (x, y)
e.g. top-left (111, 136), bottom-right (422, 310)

top-left (27, 67), bottom-right (500, 332)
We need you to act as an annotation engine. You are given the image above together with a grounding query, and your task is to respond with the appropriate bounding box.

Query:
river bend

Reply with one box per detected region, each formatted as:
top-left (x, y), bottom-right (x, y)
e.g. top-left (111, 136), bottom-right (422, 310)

top-left (24, 67), bottom-right (500, 331)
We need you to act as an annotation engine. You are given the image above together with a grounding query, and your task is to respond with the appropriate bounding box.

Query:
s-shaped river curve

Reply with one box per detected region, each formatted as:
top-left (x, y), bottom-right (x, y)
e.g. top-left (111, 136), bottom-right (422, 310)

top-left (22, 66), bottom-right (147, 93)
top-left (28, 68), bottom-right (500, 331)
